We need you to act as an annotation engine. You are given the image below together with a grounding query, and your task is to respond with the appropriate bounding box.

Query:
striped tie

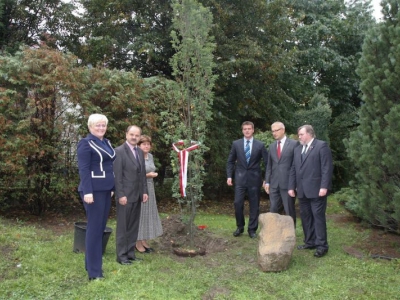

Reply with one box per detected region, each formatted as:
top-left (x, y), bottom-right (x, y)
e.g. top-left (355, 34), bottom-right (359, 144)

top-left (245, 140), bottom-right (250, 165)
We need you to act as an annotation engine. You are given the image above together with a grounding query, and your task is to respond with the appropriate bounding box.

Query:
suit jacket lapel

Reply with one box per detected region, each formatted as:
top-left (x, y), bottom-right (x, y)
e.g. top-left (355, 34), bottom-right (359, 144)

top-left (302, 140), bottom-right (316, 164)
top-left (279, 140), bottom-right (288, 160)
top-left (276, 139), bottom-right (289, 161)
top-left (248, 139), bottom-right (258, 164)
top-left (88, 134), bottom-right (115, 158)
top-left (280, 139), bottom-right (290, 158)
top-left (124, 143), bottom-right (139, 167)
top-left (240, 139), bottom-right (247, 163)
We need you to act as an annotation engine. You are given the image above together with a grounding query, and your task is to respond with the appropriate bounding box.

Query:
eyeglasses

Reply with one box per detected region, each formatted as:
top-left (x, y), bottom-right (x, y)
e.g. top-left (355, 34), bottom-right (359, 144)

top-left (271, 128), bottom-right (283, 133)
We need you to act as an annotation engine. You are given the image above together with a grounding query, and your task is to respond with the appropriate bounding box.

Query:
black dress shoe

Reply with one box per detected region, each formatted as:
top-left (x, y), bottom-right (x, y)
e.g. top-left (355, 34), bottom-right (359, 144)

top-left (136, 246), bottom-right (151, 253)
top-left (297, 244), bottom-right (316, 250)
top-left (144, 246), bottom-right (154, 252)
top-left (128, 257), bottom-right (143, 262)
top-left (314, 248), bottom-right (328, 258)
top-left (89, 276), bottom-right (105, 281)
top-left (118, 260), bottom-right (132, 265)
top-left (249, 232), bottom-right (257, 239)
top-left (233, 228), bottom-right (244, 237)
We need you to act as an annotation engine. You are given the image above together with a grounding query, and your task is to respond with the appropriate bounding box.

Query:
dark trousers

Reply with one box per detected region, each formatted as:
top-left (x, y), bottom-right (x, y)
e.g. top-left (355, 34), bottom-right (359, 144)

top-left (116, 200), bottom-right (142, 262)
top-left (81, 191), bottom-right (111, 279)
top-left (269, 186), bottom-right (296, 226)
top-left (234, 185), bottom-right (260, 233)
top-left (298, 196), bottom-right (328, 250)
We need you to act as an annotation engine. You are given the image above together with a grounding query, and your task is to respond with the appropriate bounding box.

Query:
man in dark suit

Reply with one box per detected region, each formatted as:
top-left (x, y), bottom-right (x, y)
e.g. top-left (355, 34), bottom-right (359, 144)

top-left (264, 122), bottom-right (299, 226)
top-left (288, 125), bottom-right (333, 258)
top-left (227, 121), bottom-right (268, 238)
top-left (114, 125), bottom-right (148, 265)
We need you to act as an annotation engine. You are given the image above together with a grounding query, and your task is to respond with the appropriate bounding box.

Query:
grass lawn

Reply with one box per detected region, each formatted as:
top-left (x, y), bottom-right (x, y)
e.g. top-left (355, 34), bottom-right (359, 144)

top-left (0, 198), bottom-right (399, 300)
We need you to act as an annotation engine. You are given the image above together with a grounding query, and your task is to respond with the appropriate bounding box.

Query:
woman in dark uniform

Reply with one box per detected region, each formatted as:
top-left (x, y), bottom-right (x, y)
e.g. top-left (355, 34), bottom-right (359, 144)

top-left (77, 113), bottom-right (116, 280)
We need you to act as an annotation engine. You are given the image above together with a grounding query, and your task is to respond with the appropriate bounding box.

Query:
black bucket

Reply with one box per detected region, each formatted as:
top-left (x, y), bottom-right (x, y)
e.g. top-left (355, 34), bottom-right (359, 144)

top-left (73, 221), bottom-right (112, 254)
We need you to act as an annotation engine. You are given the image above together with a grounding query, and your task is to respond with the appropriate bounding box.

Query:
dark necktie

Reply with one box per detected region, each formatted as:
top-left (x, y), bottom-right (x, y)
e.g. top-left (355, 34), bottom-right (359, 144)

top-left (301, 144), bottom-right (308, 162)
top-left (277, 140), bottom-right (281, 159)
top-left (134, 147), bottom-right (141, 167)
top-left (245, 140), bottom-right (250, 165)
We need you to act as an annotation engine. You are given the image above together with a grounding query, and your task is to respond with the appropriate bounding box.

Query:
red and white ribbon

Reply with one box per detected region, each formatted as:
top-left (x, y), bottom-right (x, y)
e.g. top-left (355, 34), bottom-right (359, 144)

top-left (172, 140), bottom-right (200, 197)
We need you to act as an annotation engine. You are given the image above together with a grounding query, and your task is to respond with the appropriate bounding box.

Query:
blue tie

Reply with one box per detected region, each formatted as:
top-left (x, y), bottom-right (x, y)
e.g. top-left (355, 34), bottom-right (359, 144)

top-left (245, 140), bottom-right (250, 165)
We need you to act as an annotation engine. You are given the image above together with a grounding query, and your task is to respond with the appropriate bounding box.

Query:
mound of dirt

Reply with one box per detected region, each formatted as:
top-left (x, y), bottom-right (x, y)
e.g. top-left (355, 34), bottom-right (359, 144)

top-left (156, 214), bottom-right (229, 256)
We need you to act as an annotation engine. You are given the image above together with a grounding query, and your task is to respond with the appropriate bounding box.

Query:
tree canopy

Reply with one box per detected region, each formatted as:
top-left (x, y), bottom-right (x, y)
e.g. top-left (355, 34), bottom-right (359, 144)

top-left (345, 0), bottom-right (400, 232)
top-left (0, 0), bottom-right (381, 215)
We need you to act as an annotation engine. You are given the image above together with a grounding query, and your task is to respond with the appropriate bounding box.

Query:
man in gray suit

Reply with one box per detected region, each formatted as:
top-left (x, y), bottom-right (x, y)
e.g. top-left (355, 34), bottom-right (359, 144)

top-left (264, 122), bottom-right (299, 226)
top-left (288, 125), bottom-right (333, 258)
top-left (227, 121), bottom-right (268, 238)
top-left (114, 125), bottom-right (148, 265)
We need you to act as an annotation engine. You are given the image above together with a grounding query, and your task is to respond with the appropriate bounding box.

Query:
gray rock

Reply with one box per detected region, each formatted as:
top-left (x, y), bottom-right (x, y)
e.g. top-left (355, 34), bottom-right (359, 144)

top-left (257, 212), bottom-right (296, 272)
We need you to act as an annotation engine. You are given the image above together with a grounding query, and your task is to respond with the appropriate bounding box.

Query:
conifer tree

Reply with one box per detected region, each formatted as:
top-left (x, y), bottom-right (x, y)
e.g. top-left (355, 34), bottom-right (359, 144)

top-left (346, 0), bottom-right (400, 232)
top-left (167, 0), bottom-right (216, 246)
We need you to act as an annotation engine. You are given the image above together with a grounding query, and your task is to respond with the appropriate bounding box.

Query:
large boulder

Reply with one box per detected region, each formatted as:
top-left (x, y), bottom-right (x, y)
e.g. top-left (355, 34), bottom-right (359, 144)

top-left (257, 212), bottom-right (296, 272)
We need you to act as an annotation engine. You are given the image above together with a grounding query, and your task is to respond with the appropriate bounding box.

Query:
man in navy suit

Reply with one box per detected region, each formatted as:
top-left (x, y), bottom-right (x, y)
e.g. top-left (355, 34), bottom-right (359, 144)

top-left (288, 125), bottom-right (333, 258)
top-left (114, 125), bottom-right (148, 265)
top-left (264, 122), bottom-right (299, 226)
top-left (227, 121), bottom-right (268, 238)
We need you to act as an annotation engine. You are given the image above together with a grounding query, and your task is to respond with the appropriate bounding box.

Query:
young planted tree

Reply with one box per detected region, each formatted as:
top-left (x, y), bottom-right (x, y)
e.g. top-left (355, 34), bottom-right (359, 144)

top-left (345, 0), bottom-right (400, 232)
top-left (166, 0), bottom-right (216, 247)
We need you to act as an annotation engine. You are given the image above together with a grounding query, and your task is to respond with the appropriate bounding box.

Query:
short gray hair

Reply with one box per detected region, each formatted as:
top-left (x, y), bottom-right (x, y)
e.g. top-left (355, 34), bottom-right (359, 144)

top-left (88, 114), bottom-right (108, 129)
top-left (271, 121), bottom-right (285, 129)
top-left (298, 124), bottom-right (315, 138)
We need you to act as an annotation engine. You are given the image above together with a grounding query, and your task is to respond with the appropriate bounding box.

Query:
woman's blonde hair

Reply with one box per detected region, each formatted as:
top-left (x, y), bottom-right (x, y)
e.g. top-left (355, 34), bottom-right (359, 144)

top-left (87, 114), bottom-right (108, 129)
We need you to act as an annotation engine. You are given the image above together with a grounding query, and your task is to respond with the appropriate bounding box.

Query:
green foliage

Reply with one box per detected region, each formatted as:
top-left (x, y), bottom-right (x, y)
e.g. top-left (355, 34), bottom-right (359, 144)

top-left (345, 0), bottom-right (400, 232)
top-left (0, 0), bottom-right (80, 53)
top-left (287, 0), bottom-right (374, 106)
top-left (76, 0), bottom-right (174, 76)
top-left (68, 65), bottom-right (146, 144)
top-left (254, 131), bottom-right (275, 151)
top-left (0, 46), bottom-right (148, 214)
top-left (200, 0), bottom-right (294, 128)
top-left (287, 0), bottom-right (375, 188)
top-left (330, 187), bottom-right (358, 210)
top-left (194, 0), bottom-right (295, 198)
top-left (166, 0), bottom-right (217, 245)
top-left (293, 93), bottom-right (332, 142)
top-left (0, 46), bottom-right (82, 214)
top-left (140, 76), bottom-right (181, 186)
top-left (0, 0), bottom-right (381, 211)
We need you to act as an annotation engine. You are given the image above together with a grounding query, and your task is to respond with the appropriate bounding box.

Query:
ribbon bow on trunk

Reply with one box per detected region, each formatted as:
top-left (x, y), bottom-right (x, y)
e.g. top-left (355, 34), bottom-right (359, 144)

top-left (172, 140), bottom-right (200, 197)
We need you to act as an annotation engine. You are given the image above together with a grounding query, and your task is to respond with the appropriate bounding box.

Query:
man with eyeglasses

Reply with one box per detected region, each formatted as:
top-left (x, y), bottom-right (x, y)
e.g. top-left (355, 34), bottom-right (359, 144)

top-left (264, 122), bottom-right (299, 226)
